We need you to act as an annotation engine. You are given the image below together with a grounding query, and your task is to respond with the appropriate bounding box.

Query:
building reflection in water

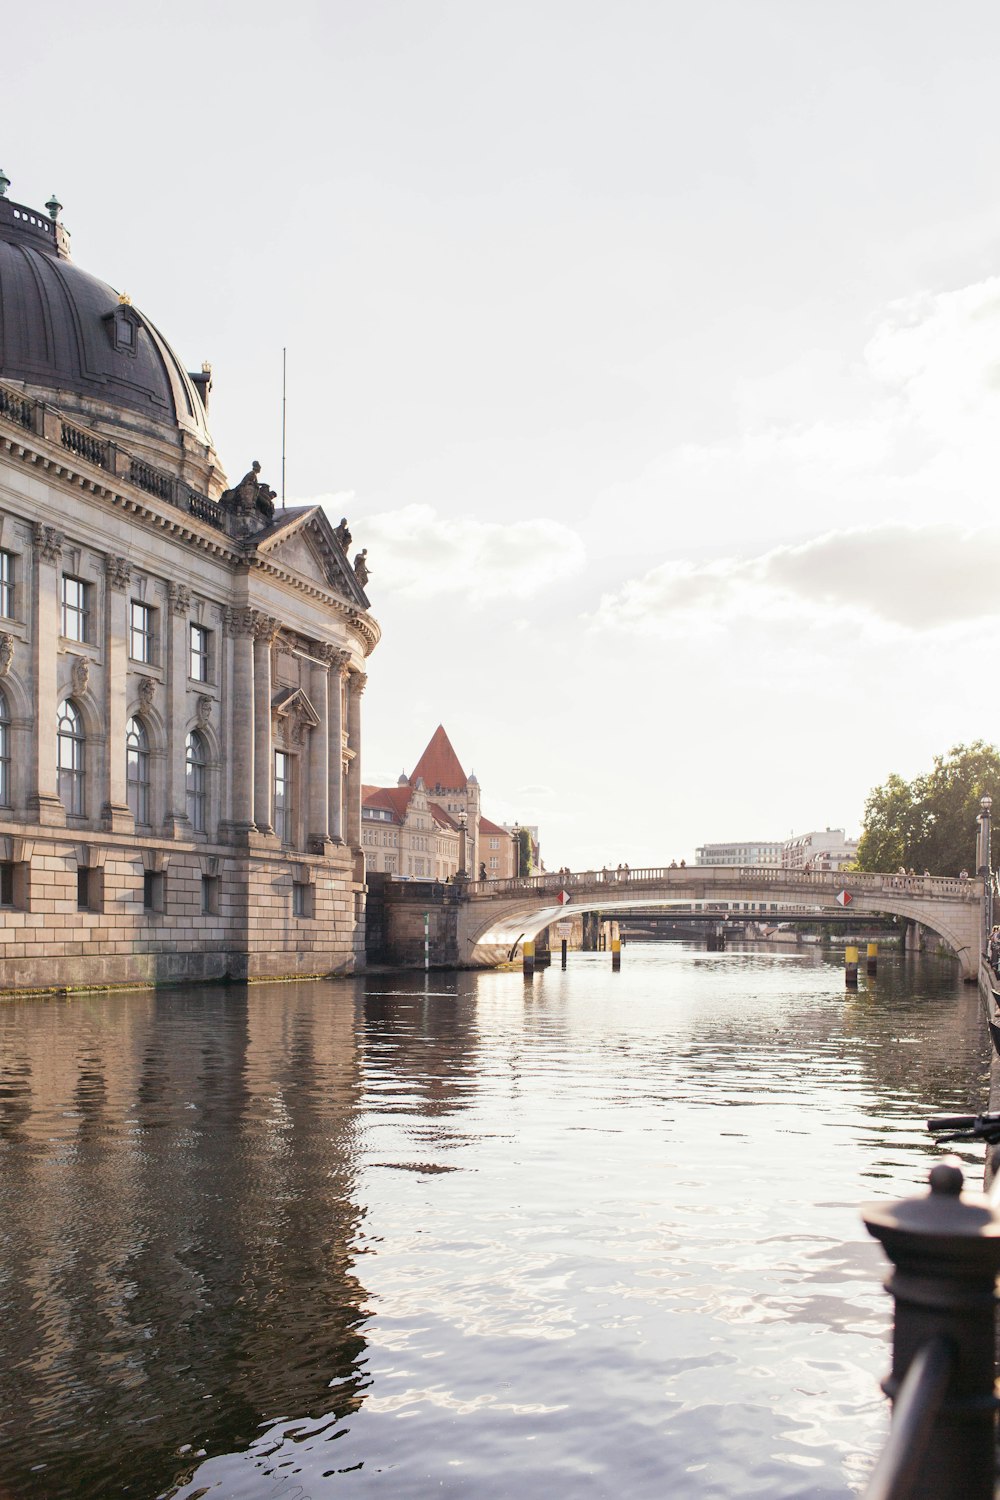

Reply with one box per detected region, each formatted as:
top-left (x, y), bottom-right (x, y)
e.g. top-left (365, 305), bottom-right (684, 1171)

top-left (0, 982), bottom-right (371, 1500)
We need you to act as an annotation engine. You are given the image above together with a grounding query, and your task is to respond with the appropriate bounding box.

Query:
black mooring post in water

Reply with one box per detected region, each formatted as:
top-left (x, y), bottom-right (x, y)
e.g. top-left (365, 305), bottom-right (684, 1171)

top-left (862, 1160), bottom-right (1000, 1500)
top-left (561, 939), bottom-right (567, 970)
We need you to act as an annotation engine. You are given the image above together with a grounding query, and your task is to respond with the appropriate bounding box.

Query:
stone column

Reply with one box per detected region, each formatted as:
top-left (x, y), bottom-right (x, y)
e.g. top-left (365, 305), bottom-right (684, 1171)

top-left (345, 669), bottom-right (366, 849)
top-left (328, 652), bottom-right (348, 845)
top-left (29, 523), bottom-right (65, 825)
top-left (226, 607), bottom-right (256, 835)
top-left (103, 554), bottom-right (133, 833)
top-left (164, 582), bottom-right (191, 835)
top-left (309, 649), bottom-right (333, 852)
top-left (252, 613), bottom-right (279, 836)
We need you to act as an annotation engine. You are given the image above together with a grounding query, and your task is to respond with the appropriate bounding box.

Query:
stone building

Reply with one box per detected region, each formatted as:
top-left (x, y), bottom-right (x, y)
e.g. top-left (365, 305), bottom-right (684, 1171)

top-left (362, 726), bottom-right (526, 881)
top-left (0, 180), bottom-right (379, 991)
top-left (781, 829), bottom-right (858, 873)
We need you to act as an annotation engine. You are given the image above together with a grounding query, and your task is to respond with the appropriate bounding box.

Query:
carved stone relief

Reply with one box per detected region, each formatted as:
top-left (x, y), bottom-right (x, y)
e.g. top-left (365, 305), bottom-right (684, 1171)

top-left (104, 555), bottom-right (131, 593)
top-left (0, 633), bottom-right (13, 676)
top-left (33, 523), bottom-right (63, 564)
top-left (71, 656), bottom-right (89, 696)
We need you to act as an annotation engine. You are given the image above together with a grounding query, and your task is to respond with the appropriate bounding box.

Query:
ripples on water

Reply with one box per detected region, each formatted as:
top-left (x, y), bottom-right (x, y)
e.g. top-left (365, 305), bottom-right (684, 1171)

top-left (0, 944), bottom-right (990, 1499)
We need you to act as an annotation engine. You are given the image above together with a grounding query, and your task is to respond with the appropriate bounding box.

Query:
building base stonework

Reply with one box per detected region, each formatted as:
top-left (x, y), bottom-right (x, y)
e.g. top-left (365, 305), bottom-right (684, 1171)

top-left (0, 832), bottom-right (365, 993)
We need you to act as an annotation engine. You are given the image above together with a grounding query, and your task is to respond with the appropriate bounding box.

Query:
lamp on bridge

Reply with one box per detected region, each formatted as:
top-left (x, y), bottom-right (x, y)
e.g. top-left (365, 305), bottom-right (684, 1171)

top-left (511, 822), bottom-right (521, 879)
top-left (457, 811), bottom-right (468, 881)
top-left (979, 796), bottom-right (993, 932)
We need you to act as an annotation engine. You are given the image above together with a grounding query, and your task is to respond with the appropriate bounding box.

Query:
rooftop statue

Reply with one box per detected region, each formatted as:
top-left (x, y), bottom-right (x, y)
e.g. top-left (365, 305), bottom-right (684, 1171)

top-left (220, 460), bottom-right (277, 532)
top-left (333, 517), bottom-right (352, 552)
top-left (353, 548), bottom-right (370, 587)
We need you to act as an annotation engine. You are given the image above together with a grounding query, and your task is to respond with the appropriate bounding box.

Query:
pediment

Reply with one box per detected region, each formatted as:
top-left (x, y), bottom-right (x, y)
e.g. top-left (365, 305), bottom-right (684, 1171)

top-left (272, 685), bottom-right (320, 728)
top-left (256, 508), bottom-right (369, 607)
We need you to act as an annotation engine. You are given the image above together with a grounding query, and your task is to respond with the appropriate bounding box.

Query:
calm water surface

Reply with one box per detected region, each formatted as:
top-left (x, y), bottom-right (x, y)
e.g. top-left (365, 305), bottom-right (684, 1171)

top-left (0, 944), bottom-right (991, 1500)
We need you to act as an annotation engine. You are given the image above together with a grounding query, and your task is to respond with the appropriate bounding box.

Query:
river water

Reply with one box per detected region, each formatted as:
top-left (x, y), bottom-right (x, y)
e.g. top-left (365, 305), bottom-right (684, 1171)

top-left (0, 943), bottom-right (991, 1500)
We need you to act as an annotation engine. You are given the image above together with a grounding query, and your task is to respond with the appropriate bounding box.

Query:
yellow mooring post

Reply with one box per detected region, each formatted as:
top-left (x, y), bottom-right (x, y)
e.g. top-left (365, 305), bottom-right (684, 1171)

top-left (523, 939), bottom-right (535, 980)
top-left (845, 945), bottom-right (859, 987)
top-left (867, 941), bottom-right (878, 976)
top-left (611, 937), bottom-right (621, 972)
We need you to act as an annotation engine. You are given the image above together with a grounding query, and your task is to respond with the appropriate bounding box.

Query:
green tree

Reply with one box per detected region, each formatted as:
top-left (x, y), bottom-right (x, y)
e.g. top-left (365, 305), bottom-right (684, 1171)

top-left (516, 827), bottom-right (534, 877)
top-left (856, 741), bottom-right (1000, 875)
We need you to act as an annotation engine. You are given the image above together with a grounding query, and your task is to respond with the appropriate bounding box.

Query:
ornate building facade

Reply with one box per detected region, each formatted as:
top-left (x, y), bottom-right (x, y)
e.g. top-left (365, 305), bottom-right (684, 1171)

top-left (0, 181), bottom-right (379, 991)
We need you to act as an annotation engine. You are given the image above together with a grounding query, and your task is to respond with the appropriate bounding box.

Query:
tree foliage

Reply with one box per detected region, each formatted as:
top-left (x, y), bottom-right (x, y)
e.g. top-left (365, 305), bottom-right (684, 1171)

top-left (855, 741), bottom-right (1000, 875)
top-left (515, 827), bottom-right (534, 877)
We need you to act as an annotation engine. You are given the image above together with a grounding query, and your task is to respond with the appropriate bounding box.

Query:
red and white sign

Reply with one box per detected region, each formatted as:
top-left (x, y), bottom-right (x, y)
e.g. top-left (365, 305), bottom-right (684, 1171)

top-left (836, 890), bottom-right (853, 907)
top-left (557, 890), bottom-right (572, 905)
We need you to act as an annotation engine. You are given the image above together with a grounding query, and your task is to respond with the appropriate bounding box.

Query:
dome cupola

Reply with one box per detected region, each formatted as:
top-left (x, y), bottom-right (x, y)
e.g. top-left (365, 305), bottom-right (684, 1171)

top-left (0, 175), bottom-right (224, 495)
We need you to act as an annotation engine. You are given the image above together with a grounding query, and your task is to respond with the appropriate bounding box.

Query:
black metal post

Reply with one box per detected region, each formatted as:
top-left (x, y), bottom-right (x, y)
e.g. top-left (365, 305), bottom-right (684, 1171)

top-left (862, 1160), bottom-right (1000, 1500)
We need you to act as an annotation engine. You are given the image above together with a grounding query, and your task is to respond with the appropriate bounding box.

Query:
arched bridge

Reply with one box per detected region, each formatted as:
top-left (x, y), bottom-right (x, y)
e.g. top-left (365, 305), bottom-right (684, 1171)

top-left (456, 866), bottom-right (985, 977)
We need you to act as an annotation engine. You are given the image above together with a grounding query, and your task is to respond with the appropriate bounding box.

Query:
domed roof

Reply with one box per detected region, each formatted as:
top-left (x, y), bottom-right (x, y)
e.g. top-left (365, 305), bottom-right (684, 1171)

top-left (0, 186), bottom-right (218, 473)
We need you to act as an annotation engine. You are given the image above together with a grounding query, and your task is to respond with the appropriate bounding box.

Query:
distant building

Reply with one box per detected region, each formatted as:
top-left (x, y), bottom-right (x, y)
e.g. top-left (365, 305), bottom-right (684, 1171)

top-left (695, 841), bottom-right (783, 867)
top-left (782, 829), bottom-right (858, 872)
top-left (362, 726), bottom-right (525, 881)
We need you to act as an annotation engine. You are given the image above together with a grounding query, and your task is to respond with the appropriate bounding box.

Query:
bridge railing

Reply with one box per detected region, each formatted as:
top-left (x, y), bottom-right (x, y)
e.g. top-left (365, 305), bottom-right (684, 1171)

top-left (465, 866), bottom-right (979, 900)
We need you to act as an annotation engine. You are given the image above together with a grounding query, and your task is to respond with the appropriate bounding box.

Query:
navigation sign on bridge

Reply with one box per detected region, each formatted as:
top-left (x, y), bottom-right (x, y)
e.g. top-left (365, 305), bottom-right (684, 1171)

top-left (836, 890), bottom-right (853, 907)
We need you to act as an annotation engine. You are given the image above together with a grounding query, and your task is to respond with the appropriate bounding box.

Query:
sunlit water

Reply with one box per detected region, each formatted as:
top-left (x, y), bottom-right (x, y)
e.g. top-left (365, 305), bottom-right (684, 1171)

top-left (0, 943), bottom-right (991, 1500)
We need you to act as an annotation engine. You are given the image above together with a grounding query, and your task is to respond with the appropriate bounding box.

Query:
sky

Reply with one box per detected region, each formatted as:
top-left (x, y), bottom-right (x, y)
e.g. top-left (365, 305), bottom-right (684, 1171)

top-left (7, 0), bottom-right (1000, 868)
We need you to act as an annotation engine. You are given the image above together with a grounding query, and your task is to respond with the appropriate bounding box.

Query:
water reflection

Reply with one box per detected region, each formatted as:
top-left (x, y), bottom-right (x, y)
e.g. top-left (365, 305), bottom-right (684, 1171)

top-left (0, 948), bottom-right (991, 1499)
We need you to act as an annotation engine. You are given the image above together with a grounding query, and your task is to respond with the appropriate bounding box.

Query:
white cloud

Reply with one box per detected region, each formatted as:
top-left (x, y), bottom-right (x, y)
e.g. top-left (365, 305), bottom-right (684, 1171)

top-left (590, 524), bottom-right (1000, 637)
top-left (311, 500), bottom-right (585, 604)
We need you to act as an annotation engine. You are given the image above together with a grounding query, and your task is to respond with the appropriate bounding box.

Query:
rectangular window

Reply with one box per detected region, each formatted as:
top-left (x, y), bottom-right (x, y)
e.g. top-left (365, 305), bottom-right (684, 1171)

top-left (77, 867), bottom-right (103, 913)
top-left (201, 875), bottom-right (218, 915)
top-left (489, 838), bottom-right (499, 850)
top-left (189, 623), bottom-right (210, 682)
top-left (292, 881), bottom-right (314, 918)
top-left (0, 550), bottom-right (14, 619)
top-left (61, 575), bottom-right (89, 642)
top-left (0, 861), bottom-right (13, 906)
top-left (129, 601), bottom-right (155, 663)
top-left (274, 751), bottom-right (291, 844)
top-left (143, 870), bottom-right (164, 912)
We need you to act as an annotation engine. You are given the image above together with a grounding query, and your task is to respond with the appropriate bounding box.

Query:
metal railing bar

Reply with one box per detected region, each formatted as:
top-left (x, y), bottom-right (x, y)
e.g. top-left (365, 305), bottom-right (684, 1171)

top-left (862, 1336), bottom-right (955, 1500)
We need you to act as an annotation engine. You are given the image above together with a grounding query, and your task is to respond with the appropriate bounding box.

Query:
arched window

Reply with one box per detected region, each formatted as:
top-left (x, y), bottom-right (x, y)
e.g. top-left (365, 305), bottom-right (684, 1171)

top-left (57, 699), bottom-right (85, 815)
top-left (0, 689), bottom-right (9, 807)
top-left (186, 729), bottom-right (206, 832)
top-left (126, 716), bottom-right (150, 824)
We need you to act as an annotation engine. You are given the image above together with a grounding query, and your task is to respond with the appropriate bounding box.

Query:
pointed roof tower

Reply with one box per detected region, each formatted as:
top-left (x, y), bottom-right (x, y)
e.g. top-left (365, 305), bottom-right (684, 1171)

top-left (410, 725), bottom-right (468, 793)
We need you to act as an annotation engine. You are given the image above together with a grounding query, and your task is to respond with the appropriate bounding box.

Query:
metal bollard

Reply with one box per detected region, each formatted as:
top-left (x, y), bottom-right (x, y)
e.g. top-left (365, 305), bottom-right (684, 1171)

top-left (611, 937), bottom-right (621, 972)
top-left (861, 1160), bottom-right (1000, 1500)
top-left (867, 941), bottom-right (878, 976)
top-left (845, 945), bottom-right (859, 987)
top-left (561, 939), bottom-right (567, 970)
top-left (522, 939), bottom-right (534, 981)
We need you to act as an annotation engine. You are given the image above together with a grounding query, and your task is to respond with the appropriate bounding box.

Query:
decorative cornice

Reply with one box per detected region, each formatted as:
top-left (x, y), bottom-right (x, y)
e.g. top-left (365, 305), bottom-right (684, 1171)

top-left (0, 416), bottom-right (381, 650)
top-left (104, 554), bottom-right (131, 592)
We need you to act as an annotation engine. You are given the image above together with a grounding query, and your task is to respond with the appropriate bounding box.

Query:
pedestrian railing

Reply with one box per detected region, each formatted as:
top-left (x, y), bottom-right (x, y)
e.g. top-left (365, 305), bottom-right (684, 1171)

top-left (860, 1115), bottom-right (1000, 1500)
